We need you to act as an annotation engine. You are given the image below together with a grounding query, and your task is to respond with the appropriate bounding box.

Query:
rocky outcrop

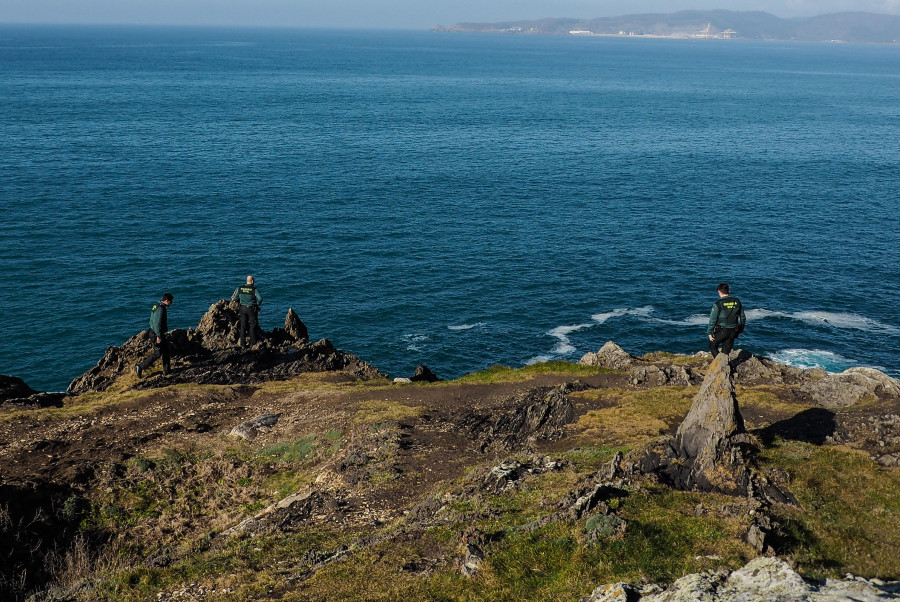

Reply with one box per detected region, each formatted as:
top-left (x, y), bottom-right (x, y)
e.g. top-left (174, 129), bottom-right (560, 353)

top-left (579, 341), bottom-right (634, 370)
top-left (675, 353), bottom-right (745, 459)
top-left (638, 354), bottom-right (753, 495)
top-left (461, 382), bottom-right (583, 452)
top-left (801, 367), bottom-right (900, 409)
top-left (67, 301), bottom-right (383, 395)
top-left (581, 556), bottom-right (900, 601)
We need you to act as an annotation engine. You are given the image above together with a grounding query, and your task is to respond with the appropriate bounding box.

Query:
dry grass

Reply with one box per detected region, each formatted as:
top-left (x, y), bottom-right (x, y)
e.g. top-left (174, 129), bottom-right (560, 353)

top-left (571, 387), bottom-right (696, 445)
top-left (354, 400), bottom-right (426, 424)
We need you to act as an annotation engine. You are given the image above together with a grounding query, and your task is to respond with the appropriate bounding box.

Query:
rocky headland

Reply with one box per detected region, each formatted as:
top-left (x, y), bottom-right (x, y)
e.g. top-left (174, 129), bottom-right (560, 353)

top-left (1, 306), bottom-right (899, 601)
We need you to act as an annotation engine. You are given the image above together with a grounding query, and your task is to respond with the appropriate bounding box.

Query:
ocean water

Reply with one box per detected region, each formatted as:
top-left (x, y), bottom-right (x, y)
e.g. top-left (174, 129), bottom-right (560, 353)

top-left (2, 26), bottom-right (899, 392)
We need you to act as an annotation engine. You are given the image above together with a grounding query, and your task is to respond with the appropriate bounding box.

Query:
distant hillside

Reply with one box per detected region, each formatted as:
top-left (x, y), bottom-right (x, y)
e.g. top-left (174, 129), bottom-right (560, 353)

top-left (433, 10), bottom-right (900, 44)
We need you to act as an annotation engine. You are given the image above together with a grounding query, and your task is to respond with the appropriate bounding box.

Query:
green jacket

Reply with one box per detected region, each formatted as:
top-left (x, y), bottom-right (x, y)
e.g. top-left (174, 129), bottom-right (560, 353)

top-left (232, 284), bottom-right (263, 307)
top-left (149, 302), bottom-right (168, 337)
top-left (707, 295), bottom-right (745, 334)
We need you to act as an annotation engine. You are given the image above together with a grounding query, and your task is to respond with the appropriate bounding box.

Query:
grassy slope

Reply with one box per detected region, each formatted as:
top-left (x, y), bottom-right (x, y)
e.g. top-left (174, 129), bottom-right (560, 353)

top-left (10, 362), bottom-right (900, 600)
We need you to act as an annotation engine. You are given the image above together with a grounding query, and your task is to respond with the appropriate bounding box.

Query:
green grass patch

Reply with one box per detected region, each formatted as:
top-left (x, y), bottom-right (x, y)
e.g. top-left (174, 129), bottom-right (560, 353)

top-left (763, 440), bottom-right (900, 579)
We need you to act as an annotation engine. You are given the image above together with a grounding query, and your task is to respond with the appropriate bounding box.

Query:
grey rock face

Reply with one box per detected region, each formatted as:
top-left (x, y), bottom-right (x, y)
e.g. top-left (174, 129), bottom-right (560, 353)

top-left (675, 353), bottom-right (745, 460)
top-left (801, 367), bottom-right (900, 408)
top-left (582, 557), bottom-right (900, 601)
top-left (462, 382), bottom-right (582, 452)
top-left (229, 413), bottom-right (281, 440)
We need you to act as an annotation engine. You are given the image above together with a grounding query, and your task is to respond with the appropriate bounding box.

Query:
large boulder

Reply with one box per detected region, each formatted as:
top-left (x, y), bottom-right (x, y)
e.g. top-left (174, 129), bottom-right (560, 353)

top-left (801, 367), bottom-right (900, 408)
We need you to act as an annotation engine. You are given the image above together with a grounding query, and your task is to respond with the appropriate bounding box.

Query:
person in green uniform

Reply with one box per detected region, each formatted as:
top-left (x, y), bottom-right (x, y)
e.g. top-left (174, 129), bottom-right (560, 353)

top-left (135, 293), bottom-right (174, 377)
top-left (231, 275), bottom-right (263, 348)
top-left (707, 283), bottom-right (745, 358)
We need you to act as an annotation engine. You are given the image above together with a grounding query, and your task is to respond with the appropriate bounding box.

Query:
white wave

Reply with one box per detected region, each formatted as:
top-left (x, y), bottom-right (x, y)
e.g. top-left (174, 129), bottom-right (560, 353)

top-left (526, 354), bottom-right (555, 365)
top-left (591, 306), bottom-right (654, 324)
top-left (402, 333), bottom-right (428, 352)
top-left (766, 348), bottom-right (857, 373)
top-left (648, 313), bottom-right (710, 326)
top-left (549, 322), bottom-right (594, 354)
top-left (789, 311), bottom-right (900, 333)
top-left (447, 322), bottom-right (486, 331)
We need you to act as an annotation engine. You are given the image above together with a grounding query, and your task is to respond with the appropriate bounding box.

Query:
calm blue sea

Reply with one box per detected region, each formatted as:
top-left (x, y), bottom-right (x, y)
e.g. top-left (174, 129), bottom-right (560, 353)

top-left (2, 26), bottom-right (899, 392)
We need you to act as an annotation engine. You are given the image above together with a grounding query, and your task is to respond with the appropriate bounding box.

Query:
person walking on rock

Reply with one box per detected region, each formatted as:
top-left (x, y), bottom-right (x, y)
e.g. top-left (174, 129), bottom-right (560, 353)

top-left (135, 293), bottom-right (174, 377)
top-left (707, 283), bottom-right (745, 358)
top-left (231, 275), bottom-right (263, 348)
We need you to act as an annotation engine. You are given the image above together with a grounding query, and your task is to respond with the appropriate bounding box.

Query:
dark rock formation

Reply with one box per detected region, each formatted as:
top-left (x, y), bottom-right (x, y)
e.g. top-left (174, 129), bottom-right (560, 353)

top-left (461, 382), bottom-right (583, 452)
top-left (410, 364), bottom-right (441, 383)
top-left (67, 301), bottom-right (383, 395)
top-left (1, 374), bottom-right (65, 408)
top-left (1, 374), bottom-right (37, 402)
top-left (284, 308), bottom-right (309, 343)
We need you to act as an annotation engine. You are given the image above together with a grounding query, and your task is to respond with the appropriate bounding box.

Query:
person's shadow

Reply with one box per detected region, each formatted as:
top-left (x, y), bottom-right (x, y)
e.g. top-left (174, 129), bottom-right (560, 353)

top-left (757, 407), bottom-right (836, 446)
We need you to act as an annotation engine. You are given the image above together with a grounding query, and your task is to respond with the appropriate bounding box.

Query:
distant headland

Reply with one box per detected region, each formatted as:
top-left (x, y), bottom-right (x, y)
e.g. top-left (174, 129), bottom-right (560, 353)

top-left (432, 10), bottom-right (900, 44)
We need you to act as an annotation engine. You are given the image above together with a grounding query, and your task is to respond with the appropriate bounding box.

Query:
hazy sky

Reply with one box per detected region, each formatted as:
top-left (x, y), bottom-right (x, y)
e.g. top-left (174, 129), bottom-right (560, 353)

top-left (2, 0), bottom-right (899, 29)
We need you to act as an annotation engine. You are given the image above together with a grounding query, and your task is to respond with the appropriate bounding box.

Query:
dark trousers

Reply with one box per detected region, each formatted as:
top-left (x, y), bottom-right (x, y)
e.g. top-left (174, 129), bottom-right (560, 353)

top-left (238, 305), bottom-right (259, 347)
top-left (709, 327), bottom-right (738, 358)
top-left (139, 335), bottom-right (170, 373)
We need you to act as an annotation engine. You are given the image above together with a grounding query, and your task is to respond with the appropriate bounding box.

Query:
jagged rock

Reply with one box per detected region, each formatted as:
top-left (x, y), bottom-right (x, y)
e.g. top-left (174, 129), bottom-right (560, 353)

top-left (583, 557), bottom-right (900, 601)
top-left (579, 341), bottom-right (634, 370)
top-left (284, 308), bottom-right (309, 342)
top-left (570, 483), bottom-right (627, 519)
top-left (460, 528), bottom-right (487, 577)
top-left (675, 353), bottom-right (745, 459)
top-left (801, 367), bottom-right (900, 408)
top-left (484, 456), bottom-right (565, 494)
top-left (195, 300), bottom-right (242, 349)
top-left (629, 364), bottom-right (701, 387)
top-left (223, 490), bottom-right (331, 537)
top-left (229, 413), bottom-right (281, 440)
top-left (636, 354), bottom-right (771, 498)
top-left (410, 364), bottom-right (440, 383)
top-left (67, 304), bottom-right (384, 394)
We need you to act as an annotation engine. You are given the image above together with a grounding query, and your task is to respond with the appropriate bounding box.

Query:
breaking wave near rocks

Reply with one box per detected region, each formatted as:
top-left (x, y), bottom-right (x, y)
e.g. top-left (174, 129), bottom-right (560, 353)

top-left (530, 306), bottom-right (900, 376)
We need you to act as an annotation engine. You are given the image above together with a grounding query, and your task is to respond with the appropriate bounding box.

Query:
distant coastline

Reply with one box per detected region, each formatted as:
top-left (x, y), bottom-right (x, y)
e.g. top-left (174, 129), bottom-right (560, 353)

top-left (433, 10), bottom-right (900, 44)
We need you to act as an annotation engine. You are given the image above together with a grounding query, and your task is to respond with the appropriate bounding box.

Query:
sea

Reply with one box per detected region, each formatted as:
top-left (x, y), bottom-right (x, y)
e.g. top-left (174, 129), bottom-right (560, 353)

top-left (2, 25), bottom-right (899, 393)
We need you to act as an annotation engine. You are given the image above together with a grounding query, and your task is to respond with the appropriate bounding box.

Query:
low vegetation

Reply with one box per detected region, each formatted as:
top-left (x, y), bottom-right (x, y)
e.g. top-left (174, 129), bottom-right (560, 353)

top-left (2, 360), bottom-right (898, 601)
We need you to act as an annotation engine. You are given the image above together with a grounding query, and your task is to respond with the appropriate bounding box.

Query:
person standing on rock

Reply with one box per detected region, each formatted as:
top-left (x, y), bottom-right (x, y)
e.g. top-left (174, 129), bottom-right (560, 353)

top-left (135, 293), bottom-right (174, 378)
top-left (707, 283), bottom-right (745, 358)
top-left (231, 275), bottom-right (263, 348)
